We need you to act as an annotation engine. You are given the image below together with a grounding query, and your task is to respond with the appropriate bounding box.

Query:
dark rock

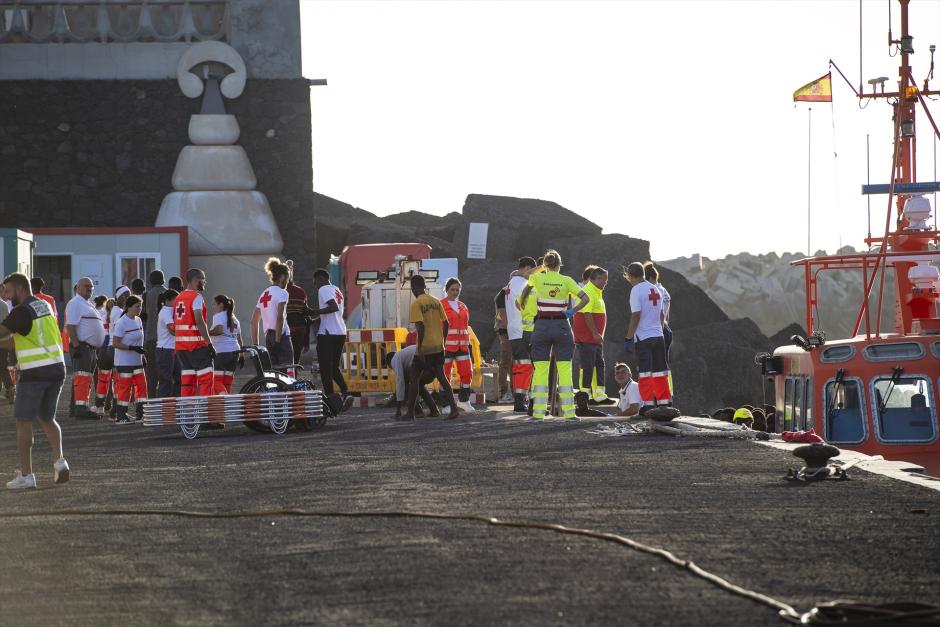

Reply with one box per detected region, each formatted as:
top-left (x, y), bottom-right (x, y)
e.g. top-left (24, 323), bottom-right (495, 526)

top-left (769, 323), bottom-right (807, 349)
top-left (56, 142), bottom-right (71, 154)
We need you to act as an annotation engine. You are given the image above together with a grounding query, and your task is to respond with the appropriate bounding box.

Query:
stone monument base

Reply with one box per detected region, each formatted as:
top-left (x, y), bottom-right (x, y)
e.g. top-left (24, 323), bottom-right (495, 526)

top-left (190, 253), bottom-right (273, 336)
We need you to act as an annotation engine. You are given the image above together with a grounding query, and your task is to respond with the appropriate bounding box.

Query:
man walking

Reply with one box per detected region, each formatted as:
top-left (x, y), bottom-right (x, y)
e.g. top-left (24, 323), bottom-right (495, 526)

top-left (64, 277), bottom-right (106, 419)
top-left (0, 272), bottom-right (70, 489)
top-left (142, 270), bottom-right (166, 397)
top-left (401, 274), bottom-right (458, 421)
top-left (312, 268), bottom-right (352, 410)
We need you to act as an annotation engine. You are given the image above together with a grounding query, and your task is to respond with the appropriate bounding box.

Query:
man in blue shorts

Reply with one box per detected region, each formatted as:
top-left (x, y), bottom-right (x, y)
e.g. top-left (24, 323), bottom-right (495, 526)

top-left (0, 272), bottom-right (70, 490)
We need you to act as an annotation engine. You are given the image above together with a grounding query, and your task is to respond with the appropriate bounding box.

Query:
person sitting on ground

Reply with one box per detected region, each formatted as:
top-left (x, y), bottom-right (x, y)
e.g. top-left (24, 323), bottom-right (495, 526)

top-left (613, 362), bottom-right (641, 418)
top-left (386, 346), bottom-right (440, 419)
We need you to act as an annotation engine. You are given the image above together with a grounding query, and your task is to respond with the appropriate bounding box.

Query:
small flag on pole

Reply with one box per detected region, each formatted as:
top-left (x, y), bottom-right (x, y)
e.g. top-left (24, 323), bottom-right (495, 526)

top-left (793, 73), bottom-right (832, 102)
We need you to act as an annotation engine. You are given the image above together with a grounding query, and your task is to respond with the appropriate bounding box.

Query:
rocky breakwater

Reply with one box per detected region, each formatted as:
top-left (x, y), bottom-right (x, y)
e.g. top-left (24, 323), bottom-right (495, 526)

top-left (661, 248), bottom-right (896, 342)
top-left (314, 192), bottom-right (776, 413)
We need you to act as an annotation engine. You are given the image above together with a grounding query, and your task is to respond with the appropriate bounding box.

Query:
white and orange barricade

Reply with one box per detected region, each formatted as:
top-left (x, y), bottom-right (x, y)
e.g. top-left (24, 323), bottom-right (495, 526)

top-left (141, 389), bottom-right (323, 439)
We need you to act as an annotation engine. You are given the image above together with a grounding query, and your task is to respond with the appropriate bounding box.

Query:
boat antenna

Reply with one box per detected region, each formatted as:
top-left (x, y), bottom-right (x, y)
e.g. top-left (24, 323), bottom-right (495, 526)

top-left (866, 134), bottom-right (872, 241)
top-left (807, 107), bottom-right (812, 256)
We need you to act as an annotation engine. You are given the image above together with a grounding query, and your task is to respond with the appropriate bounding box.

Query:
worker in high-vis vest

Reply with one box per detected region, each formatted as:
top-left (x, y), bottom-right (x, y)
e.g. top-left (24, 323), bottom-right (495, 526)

top-left (0, 272), bottom-right (70, 489)
top-left (440, 277), bottom-right (476, 412)
top-left (174, 268), bottom-right (215, 397)
top-left (518, 250), bottom-right (589, 421)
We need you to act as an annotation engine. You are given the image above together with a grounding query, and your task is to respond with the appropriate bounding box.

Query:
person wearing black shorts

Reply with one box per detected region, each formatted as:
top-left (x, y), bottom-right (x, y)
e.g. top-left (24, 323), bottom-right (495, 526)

top-left (0, 272), bottom-right (70, 490)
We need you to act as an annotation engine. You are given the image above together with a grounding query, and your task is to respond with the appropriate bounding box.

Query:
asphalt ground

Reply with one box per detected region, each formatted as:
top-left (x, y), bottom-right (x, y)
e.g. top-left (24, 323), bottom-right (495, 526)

top-left (1, 390), bottom-right (939, 627)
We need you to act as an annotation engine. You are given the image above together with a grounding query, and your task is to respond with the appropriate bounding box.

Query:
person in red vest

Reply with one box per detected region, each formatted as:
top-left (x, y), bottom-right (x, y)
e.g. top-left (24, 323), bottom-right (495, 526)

top-left (30, 277), bottom-right (57, 320)
top-left (174, 268), bottom-right (215, 397)
top-left (440, 277), bottom-right (475, 413)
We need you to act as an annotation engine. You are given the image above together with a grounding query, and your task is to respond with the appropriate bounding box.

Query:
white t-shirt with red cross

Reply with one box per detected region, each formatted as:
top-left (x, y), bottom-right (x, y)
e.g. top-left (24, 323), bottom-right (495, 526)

top-left (629, 279), bottom-right (664, 341)
top-left (256, 286), bottom-right (290, 335)
top-left (317, 284), bottom-right (347, 336)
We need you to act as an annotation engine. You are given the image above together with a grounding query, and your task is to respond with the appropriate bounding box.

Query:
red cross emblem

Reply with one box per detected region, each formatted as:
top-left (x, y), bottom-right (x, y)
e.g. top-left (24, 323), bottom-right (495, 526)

top-left (648, 288), bottom-right (661, 306)
top-left (259, 290), bottom-right (273, 308)
top-left (334, 289), bottom-right (343, 304)
top-left (175, 302), bottom-right (186, 319)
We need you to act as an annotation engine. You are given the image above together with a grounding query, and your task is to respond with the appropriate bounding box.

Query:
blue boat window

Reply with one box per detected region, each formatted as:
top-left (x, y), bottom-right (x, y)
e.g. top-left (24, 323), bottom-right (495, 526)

top-left (863, 342), bottom-right (925, 361)
top-left (932, 342), bottom-right (940, 359)
top-left (805, 380), bottom-right (813, 431)
top-left (821, 346), bottom-right (854, 363)
top-left (825, 379), bottom-right (866, 444)
top-left (872, 377), bottom-right (937, 443)
top-left (783, 378), bottom-right (793, 431)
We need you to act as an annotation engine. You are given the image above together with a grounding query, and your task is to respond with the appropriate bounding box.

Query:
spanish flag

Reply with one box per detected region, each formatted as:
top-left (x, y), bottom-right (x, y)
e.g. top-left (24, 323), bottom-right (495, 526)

top-left (793, 73), bottom-right (832, 102)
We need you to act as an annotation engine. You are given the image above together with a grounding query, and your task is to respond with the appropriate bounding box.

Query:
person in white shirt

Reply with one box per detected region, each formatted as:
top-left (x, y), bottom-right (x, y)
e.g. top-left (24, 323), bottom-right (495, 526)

top-left (613, 363), bottom-right (641, 417)
top-left (312, 268), bottom-right (352, 412)
top-left (506, 256), bottom-right (537, 413)
top-left (250, 258), bottom-right (293, 374)
top-left (209, 294), bottom-right (242, 394)
top-left (64, 277), bottom-right (106, 419)
top-left (644, 262), bottom-right (673, 360)
top-left (98, 286), bottom-right (129, 418)
top-left (624, 262), bottom-right (672, 411)
top-left (111, 295), bottom-right (147, 424)
top-left (155, 289), bottom-right (180, 398)
top-left (385, 345), bottom-right (439, 419)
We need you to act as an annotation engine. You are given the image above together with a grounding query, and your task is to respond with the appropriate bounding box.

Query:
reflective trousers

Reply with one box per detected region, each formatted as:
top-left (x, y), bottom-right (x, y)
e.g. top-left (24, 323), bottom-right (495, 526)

top-left (95, 345), bottom-right (114, 406)
top-left (115, 365), bottom-right (147, 420)
top-left (509, 337), bottom-right (533, 400)
top-left (213, 350), bottom-right (238, 395)
top-left (71, 344), bottom-right (97, 409)
top-left (530, 318), bottom-right (575, 419)
top-left (444, 350), bottom-right (473, 402)
top-left (635, 336), bottom-right (672, 405)
top-left (177, 347), bottom-right (214, 397)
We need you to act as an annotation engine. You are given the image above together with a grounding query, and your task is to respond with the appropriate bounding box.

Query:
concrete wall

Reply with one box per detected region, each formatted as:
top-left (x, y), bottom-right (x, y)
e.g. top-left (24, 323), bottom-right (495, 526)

top-left (0, 79), bottom-right (315, 284)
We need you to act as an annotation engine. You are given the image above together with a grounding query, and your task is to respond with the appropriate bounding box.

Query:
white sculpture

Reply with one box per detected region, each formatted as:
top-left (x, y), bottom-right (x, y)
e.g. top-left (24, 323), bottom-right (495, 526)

top-left (155, 41), bottom-right (283, 256)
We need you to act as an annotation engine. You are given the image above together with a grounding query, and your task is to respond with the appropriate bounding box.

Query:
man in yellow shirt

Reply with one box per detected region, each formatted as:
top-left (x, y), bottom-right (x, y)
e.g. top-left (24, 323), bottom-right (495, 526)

top-left (402, 274), bottom-right (458, 421)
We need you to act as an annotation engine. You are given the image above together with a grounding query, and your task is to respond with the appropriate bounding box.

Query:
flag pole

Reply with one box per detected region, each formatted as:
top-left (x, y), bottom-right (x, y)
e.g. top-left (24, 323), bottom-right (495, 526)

top-left (807, 107), bottom-right (812, 256)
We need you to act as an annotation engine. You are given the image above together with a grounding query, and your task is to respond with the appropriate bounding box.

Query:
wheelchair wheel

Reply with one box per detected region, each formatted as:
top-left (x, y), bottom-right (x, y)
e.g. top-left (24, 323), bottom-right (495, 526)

top-left (240, 376), bottom-right (291, 433)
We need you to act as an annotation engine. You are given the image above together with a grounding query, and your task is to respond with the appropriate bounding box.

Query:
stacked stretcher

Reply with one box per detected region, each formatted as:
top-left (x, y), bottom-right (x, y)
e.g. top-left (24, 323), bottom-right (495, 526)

top-left (141, 390), bottom-right (324, 439)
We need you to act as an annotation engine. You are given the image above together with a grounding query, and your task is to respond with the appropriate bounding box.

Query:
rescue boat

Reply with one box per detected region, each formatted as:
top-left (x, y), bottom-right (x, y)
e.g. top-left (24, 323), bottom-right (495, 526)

top-left (764, 0), bottom-right (940, 476)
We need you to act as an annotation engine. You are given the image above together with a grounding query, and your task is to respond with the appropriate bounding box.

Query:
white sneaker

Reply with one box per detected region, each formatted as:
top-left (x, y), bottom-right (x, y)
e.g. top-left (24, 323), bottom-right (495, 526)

top-left (7, 470), bottom-right (37, 490)
top-left (498, 393), bottom-right (514, 404)
top-left (54, 457), bottom-right (70, 485)
top-left (457, 401), bottom-right (476, 413)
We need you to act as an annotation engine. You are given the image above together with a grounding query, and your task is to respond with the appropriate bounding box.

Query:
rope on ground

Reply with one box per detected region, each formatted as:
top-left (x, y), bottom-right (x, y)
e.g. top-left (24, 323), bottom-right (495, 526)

top-left (3, 508), bottom-right (937, 624)
top-left (0, 507), bottom-right (801, 620)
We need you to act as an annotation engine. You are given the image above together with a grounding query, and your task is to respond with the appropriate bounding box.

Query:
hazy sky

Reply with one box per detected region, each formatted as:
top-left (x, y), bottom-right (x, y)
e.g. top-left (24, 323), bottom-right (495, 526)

top-left (300, 1), bottom-right (940, 261)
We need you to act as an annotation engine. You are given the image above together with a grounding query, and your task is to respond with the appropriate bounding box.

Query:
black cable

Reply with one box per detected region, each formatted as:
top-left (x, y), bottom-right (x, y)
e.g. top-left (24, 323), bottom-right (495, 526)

top-left (2, 507), bottom-right (799, 619)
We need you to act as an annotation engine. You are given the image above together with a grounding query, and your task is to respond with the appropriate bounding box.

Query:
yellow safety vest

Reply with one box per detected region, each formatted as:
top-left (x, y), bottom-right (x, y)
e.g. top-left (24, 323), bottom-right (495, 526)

top-left (526, 271), bottom-right (582, 318)
top-left (12, 298), bottom-right (64, 370)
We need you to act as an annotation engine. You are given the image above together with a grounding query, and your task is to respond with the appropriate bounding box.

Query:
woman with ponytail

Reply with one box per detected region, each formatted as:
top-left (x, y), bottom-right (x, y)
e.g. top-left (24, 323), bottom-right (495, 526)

top-left (209, 294), bottom-right (242, 394)
top-left (249, 258), bottom-right (294, 374)
top-left (518, 250), bottom-right (589, 421)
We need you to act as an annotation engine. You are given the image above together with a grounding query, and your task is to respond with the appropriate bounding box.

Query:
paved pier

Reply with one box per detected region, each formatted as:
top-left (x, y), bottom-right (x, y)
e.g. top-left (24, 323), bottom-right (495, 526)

top-left (1, 400), bottom-right (939, 626)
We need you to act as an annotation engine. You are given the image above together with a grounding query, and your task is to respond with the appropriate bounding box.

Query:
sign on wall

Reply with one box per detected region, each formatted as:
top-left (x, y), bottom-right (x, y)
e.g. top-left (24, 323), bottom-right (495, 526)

top-left (467, 223), bottom-right (489, 260)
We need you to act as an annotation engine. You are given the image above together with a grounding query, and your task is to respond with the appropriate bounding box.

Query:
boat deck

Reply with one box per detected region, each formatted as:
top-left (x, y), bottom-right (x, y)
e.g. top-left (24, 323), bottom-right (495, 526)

top-left (1, 402), bottom-right (939, 626)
